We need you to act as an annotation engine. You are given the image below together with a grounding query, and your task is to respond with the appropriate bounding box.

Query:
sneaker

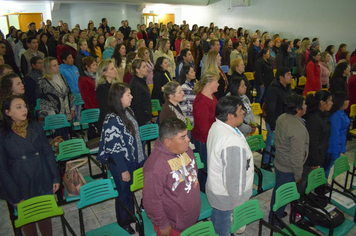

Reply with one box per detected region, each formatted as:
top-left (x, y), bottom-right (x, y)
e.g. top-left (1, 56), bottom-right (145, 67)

top-left (234, 225), bottom-right (246, 234)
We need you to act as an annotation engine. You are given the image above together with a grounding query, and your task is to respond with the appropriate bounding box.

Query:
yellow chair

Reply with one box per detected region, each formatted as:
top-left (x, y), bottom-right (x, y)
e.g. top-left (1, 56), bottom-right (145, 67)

top-left (249, 103), bottom-right (265, 138)
top-left (298, 76), bottom-right (306, 86)
top-left (291, 78), bottom-right (296, 90)
top-left (273, 69), bottom-right (277, 77)
top-left (307, 91), bottom-right (316, 96)
top-left (349, 104), bottom-right (356, 136)
top-left (251, 103), bottom-right (263, 116)
top-left (251, 128), bottom-right (267, 141)
top-left (321, 88), bottom-right (329, 91)
top-left (245, 72), bottom-right (255, 81)
top-left (148, 84), bottom-right (153, 95)
top-left (173, 51), bottom-right (177, 57)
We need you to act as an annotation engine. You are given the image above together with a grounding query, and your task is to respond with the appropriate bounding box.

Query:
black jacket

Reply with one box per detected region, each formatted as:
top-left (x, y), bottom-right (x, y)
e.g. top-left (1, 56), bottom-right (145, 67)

top-left (38, 42), bottom-right (49, 57)
top-left (246, 46), bottom-right (260, 72)
top-left (330, 76), bottom-right (347, 94)
top-left (152, 70), bottom-right (172, 105)
top-left (0, 122), bottom-right (60, 203)
top-left (96, 82), bottom-right (111, 133)
top-left (264, 79), bottom-right (292, 130)
top-left (275, 53), bottom-right (288, 69)
top-left (24, 68), bottom-right (43, 109)
top-left (48, 38), bottom-right (59, 57)
top-left (254, 57), bottom-right (274, 87)
top-left (230, 71), bottom-right (252, 103)
top-left (305, 109), bottom-right (331, 166)
top-left (130, 75), bottom-right (152, 126)
top-left (75, 51), bottom-right (86, 76)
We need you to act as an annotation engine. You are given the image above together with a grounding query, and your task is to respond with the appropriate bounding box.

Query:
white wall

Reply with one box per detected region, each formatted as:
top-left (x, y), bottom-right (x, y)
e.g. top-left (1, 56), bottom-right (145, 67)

top-left (180, 0), bottom-right (356, 51)
top-left (51, 3), bottom-right (142, 30)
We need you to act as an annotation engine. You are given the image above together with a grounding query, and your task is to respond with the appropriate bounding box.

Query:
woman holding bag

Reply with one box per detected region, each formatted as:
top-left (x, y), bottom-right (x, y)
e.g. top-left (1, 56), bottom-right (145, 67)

top-left (97, 83), bottom-right (145, 235)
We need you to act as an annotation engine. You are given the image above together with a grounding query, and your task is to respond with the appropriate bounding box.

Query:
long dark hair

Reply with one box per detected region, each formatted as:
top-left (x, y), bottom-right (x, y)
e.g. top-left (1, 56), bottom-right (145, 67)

top-left (88, 36), bottom-right (97, 57)
top-left (228, 77), bottom-right (244, 96)
top-left (107, 83), bottom-right (135, 135)
top-left (325, 45), bottom-right (335, 55)
top-left (179, 64), bottom-right (193, 85)
top-left (329, 91), bottom-right (348, 116)
top-left (331, 62), bottom-right (349, 81)
top-left (154, 57), bottom-right (166, 73)
top-left (1, 95), bottom-right (28, 136)
top-left (125, 37), bottom-right (135, 52)
top-left (112, 43), bottom-right (125, 68)
top-left (305, 90), bottom-right (331, 118)
top-left (0, 72), bottom-right (20, 105)
top-left (308, 50), bottom-right (319, 63)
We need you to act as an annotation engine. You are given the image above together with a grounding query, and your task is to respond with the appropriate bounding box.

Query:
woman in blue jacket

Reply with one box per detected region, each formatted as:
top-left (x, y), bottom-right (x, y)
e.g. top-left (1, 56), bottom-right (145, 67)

top-left (323, 91), bottom-right (350, 178)
top-left (0, 95), bottom-right (60, 235)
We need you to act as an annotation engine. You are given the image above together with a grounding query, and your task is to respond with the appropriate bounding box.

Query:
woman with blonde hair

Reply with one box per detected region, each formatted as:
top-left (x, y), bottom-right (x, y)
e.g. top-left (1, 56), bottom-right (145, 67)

top-left (296, 39), bottom-right (311, 76)
top-left (96, 59), bottom-right (118, 133)
top-left (205, 50), bottom-right (229, 100)
top-left (260, 32), bottom-right (270, 49)
top-left (137, 47), bottom-right (154, 85)
top-left (123, 52), bottom-right (137, 84)
top-left (102, 36), bottom-right (117, 59)
top-left (192, 71), bottom-right (219, 190)
top-left (60, 33), bottom-right (77, 62)
top-left (135, 39), bottom-right (146, 52)
top-left (153, 38), bottom-right (176, 78)
top-left (229, 29), bottom-right (238, 43)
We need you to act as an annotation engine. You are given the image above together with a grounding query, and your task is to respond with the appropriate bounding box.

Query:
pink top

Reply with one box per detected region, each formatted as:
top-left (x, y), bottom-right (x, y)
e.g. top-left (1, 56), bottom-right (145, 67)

top-left (319, 62), bottom-right (331, 86)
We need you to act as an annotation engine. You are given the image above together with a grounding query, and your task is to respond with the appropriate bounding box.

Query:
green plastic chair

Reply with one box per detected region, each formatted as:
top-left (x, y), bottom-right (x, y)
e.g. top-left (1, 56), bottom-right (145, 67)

top-left (187, 117), bottom-right (193, 131)
top-left (151, 99), bottom-right (162, 112)
top-left (73, 108), bottom-right (100, 131)
top-left (56, 139), bottom-right (104, 204)
top-left (194, 153), bottom-right (213, 221)
top-left (130, 168), bottom-right (157, 236)
top-left (35, 98), bottom-right (40, 111)
top-left (247, 135), bottom-right (275, 194)
top-left (330, 156), bottom-right (356, 222)
top-left (77, 179), bottom-right (141, 236)
top-left (43, 114), bottom-right (71, 132)
top-left (73, 93), bottom-right (85, 106)
top-left (350, 151), bottom-right (356, 190)
top-left (272, 182), bottom-right (315, 236)
top-left (181, 221), bottom-right (218, 236)
top-left (15, 195), bottom-right (76, 236)
top-left (231, 199), bottom-right (286, 236)
top-left (139, 123), bottom-right (159, 156)
top-left (305, 168), bottom-right (355, 236)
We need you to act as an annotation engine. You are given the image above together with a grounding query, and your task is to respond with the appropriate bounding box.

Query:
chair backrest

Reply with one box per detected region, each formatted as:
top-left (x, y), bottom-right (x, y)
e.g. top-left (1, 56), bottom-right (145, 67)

top-left (187, 117), bottom-right (193, 131)
top-left (271, 131), bottom-right (275, 146)
top-left (73, 93), bottom-right (85, 105)
top-left (244, 72), bottom-right (255, 81)
top-left (77, 179), bottom-right (118, 209)
top-left (350, 104), bottom-right (356, 118)
top-left (148, 84), bottom-right (153, 95)
top-left (307, 91), bottom-right (316, 96)
top-left (305, 168), bottom-right (327, 194)
top-left (246, 135), bottom-right (266, 152)
top-left (130, 167), bottom-right (144, 192)
top-left (292, 67), bottom-right (297, 75)
top-left (273, 69), bottom-right (277, 77)
top-left (332, 156), bottom-right (350, 180)
top-left (56, 138), bottom-right (90, 161)
top-left (181, 221), bottom-right (218, 236)
top-left (139, 123), bottom-right (159, 141)
top-left (298, 76), bottom-right (306, 86)
top-left (291, 79), bottom-right (296, 90)
top-left (15, 195), bottom-right (63, 228)
top-left (194, 153), bottom-right (204, 169)
top-left (35, 98), bottom-right (40, 111)
top-left (231, 199), bottom-right (264, 233)
top-left (151, 99), bottom-right (162, 112)
top-left (80, 108), bottom-right (100, 125)
top-left (43, 114), bottom-right (71, 131)
top-left (273, 182), bottom-right (300, 212)
top-left (220, 65), bottom-right (229, 73)
top-left (250, 103), bottom-right (263, 116)
top-left (321, 88), bottom-right (329, 91)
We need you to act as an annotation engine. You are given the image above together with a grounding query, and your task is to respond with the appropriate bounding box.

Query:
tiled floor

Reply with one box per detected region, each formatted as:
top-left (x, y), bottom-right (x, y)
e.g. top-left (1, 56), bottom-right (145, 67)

top-left (1, 127), bottom-right (356, 235)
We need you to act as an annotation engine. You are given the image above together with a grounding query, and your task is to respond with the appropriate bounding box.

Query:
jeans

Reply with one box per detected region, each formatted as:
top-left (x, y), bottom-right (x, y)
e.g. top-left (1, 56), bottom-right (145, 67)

top-left (193, 138), bottom-right (207, 191)
top-left (269, 167), bottom-right (295, 225)
top-left (321, 152), bottom-right (337, 178)
top-left (262, 122), bottom-right (274, 164)
top-left (255, 85), bottom-right (266, 105)
top-left (211, 208), bottom-right (231, 236)
top-left (109, 163), bottom-right (134, 228)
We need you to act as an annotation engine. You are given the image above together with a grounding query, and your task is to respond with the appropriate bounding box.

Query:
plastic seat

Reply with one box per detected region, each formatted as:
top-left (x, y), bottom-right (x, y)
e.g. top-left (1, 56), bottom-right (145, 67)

top-left (187, 117), bottom-right (193, 131)
top-left (245, 72), bottom-right (255, 81)
top-left (148, 84), bottom-right (153, 95)
top-left (151, 99), bottom-right (162, 112)
top-left (73, 108), bottom-right (100, 131)
top-left (43, 114), bottom-right (71, 132)
top-left (249, 103), bottom-right (264, 136)
top-left (181, 221), bottom-right (218, 236)
top-left (73, 93), bottom-right (85, 106)
top-left (330, 156), bottom-right (356, 221)
top-left (35, 98), bottom-right (40, 111)
top-left (291, 79), bottom-right (296, 90)
top-left (305, 168), bottom-right (355, 236)
top-left (77, 179), bottom-right (142, 236)
top-left (139, 123), bottom-right (159, 156)
top-left (307, 91), bottom-right (316, 96)
top-left (15, 195), bottom-right (76, 236)
top-left (220, 65), bottom-right (229, 73)
top-left (271, 182), bottom-right (315, 236)
top-left (292, 67), bottom-right (297, 75)
top-left (298, 76), bottom-right (306, 86)
top-left (350, 151), bottom-right (356, 190)
top-left (273, 69), bottom-right (277, 77)
top-left (349, 105), bottom-right (356, 136)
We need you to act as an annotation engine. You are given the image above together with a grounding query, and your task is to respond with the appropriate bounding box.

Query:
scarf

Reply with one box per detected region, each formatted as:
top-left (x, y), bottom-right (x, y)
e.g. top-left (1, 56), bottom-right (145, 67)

top-left (12, 120), bottom-right (28, 139)
top-left (65, 41), bottom-right (77, 50)
top-left (84, 71), bottom-right (96, 79)
top-left (253, 44), bottom-right (261, 53)
top-left (81, 50), bottom-right (90, 56)
top-left (219, 67), bottom-right (229, 93)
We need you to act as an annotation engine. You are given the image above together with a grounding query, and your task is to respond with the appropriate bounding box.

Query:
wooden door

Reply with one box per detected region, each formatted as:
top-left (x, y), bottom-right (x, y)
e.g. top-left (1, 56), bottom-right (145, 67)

top-left (159, 14), bottom-right (175, 25)
top-left (18, 13), bottom-right (43, 32)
